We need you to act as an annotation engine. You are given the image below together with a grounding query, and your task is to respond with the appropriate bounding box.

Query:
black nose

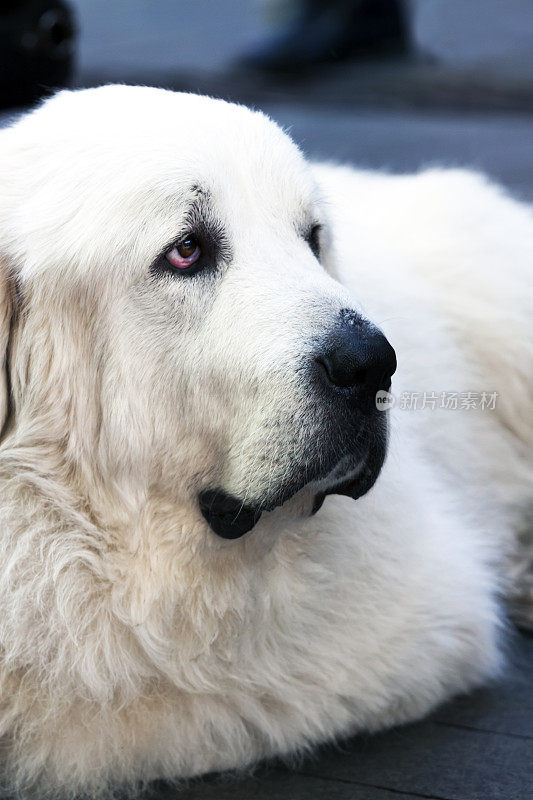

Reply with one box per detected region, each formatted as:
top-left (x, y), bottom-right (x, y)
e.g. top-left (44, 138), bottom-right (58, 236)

top-left (316, 312), bottom-right (397, 398)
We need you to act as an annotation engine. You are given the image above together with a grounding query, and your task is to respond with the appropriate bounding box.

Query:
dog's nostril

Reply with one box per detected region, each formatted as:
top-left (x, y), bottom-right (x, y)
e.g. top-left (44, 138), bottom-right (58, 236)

top-left (354, 367), bottom-right (368, 386)
top-left (316, 355), bottom-right (366, 389)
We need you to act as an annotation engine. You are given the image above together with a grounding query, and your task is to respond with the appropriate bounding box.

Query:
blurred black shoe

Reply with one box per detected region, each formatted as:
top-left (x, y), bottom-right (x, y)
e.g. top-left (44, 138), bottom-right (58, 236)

top-left (0, 0), bottom-right (76, 109)
top-left (242, 0), bottom-right (409, 73)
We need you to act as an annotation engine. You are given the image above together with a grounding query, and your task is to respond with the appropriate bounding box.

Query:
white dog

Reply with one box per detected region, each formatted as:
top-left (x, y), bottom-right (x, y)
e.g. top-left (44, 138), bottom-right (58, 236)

top-left (0, 85), bottom-right (532, 799)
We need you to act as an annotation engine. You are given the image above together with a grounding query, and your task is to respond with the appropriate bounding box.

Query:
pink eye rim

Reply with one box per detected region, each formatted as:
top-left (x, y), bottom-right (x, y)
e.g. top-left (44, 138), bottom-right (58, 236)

top-left (165, 236), bottom-right (201, 270)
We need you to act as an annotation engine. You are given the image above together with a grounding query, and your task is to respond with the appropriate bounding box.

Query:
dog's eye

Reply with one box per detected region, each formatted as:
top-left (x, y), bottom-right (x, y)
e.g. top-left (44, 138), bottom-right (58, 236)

top-left (165, 236), bottom-right (201, 270)
top-left (306, 224), bottom-right (321, 258)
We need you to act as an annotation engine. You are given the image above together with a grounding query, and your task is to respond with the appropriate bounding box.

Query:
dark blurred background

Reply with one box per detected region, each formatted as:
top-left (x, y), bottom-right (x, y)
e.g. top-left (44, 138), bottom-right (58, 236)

top-left (2, 0), bottom-right (533, 200)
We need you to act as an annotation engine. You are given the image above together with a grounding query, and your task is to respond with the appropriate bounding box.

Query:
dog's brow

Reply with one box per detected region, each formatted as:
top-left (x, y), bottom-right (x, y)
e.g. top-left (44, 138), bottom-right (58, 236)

top-left (176, 186), bottom-right (231, 264)
top-left (185, 188), bottom-right (213, 228)
top-left (190, 184), bottom-right (209, 199)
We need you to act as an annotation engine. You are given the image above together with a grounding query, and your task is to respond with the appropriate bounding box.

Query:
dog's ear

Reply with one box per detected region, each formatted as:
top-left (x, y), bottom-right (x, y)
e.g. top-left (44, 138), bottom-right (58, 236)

top-left (0, 258), bottom-right (13, 434)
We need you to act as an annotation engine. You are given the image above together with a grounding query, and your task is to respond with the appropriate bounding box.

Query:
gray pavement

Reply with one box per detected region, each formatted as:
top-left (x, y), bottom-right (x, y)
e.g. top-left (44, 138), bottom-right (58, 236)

top-left (265, 104), bottom-right (533, 202)
top-left (71, 0), bottom-right (264, 80)
top-left (68, 0), bottom-right (533, 115)
top-left (151, 633), bottom-right (533, 800)
top-left (70, 0), bottom-right (533, 80)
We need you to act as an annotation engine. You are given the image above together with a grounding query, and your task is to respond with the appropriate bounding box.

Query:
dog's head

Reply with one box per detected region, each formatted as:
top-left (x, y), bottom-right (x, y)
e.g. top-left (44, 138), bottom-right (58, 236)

top-left (0, 86), bottom-right (395, 539)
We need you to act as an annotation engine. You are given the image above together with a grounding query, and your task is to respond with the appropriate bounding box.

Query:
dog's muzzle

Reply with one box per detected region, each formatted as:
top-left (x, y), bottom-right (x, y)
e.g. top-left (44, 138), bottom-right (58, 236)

top-left (199, 311), bottom-right (396, 539)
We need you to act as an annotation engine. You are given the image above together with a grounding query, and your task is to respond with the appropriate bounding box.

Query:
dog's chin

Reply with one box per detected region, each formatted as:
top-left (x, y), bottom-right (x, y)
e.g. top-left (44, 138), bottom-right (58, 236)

top-left (198, 444), bottom-right (387, 540)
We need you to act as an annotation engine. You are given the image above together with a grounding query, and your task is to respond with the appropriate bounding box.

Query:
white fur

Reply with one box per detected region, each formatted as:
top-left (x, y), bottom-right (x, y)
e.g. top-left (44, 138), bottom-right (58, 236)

top-left (0, 85), bottom-right (531, 799)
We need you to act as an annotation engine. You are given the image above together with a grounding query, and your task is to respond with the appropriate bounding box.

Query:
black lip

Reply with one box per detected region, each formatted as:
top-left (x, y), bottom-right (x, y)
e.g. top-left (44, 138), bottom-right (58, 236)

top-left (198, 489), bottom-right (262, 539)
top-left (199, 448), bottom-right (385, 539)
top-left (200, 419), bottom-right (388, 540)
top-left (311, 450), bottom-right (385, 514)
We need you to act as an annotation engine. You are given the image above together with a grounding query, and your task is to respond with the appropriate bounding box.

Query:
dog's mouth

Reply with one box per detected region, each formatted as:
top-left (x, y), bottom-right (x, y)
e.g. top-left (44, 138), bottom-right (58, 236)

top-left (198, 443), bottom-right (386, 540)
